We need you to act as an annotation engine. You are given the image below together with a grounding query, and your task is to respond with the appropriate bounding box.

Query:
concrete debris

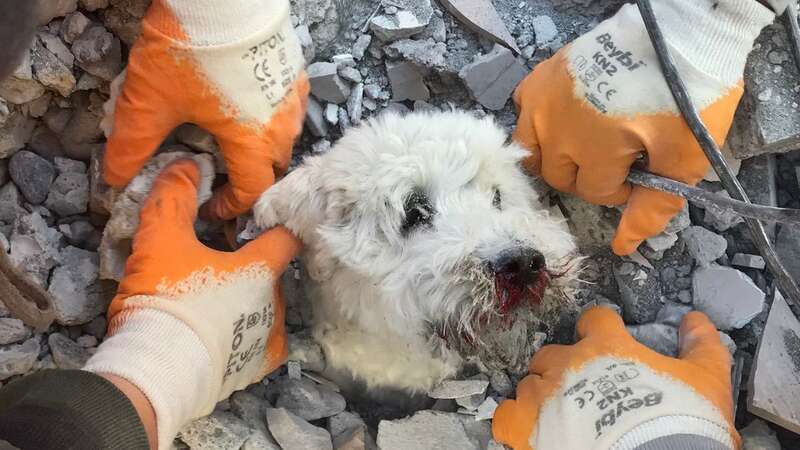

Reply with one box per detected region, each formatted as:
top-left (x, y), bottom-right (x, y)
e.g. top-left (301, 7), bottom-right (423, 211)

top-left (429, 379), bottom-right (489, 399)
top-left (0, 52), bottom-right (45, 105)
top-left (230, 390), bottom-right (269, 434)
top-left (324, 104), bottom-right (340, 125)
top-left (274, 377), bottom-right (347, 421)
top-left (346, 83), bottom-right (364, 125)
top-left (76, 335), bottom-right (98, 348)
top-left (332, 54), bottom-right (356, 68)
top-left (54, 157), bottom-right (87, 174)
top-left (308, 62), bottom-right (351, 104)
top-left (0, 113), bottom-right (36, 159)
top-left (48, 246), bottom-right (103, 325)
top-left (438, 0), bottom-right (520, 54)
top-left (681, 226), bottom-right (727, 267)
top-left (48, 332), bottom-right (91, 369)
top-left (386, 60), bottom-right (430, 101)
top-left (338, 67), bottom-right (363, 84)
top-left (60, 92), bottom-right (106, 161)
top-left (329, 411), bottom-right (367, 439)
top-left (776, 224), bottom-right (800, 282)
top-left (0, 318), bottom-right (30, 345)
top-left (384, 38), bottom-right (447, 70)
top-left (370, 0), bottom-right (433, 42)
top-left (62, 11), bottom-right (92, 43)
top-left (72, 25), bottom-right (123, 81)
top-left (242, 430), bottom-right (281, 450)
top-left (655, 302), bottom-right (692, 328)
top-left (626, 323), bottom-right (678, 357)
top-left (718, 331), bottom-right (737, 356)
top-left (306, 97), bottom-right (329, 137)
top-left (732, 253), bottom-right (766, 270)
top-left (645, 232), bottom-right (678, 253)
top-left (338, 107), bottom-right (351, 130)
top-left (30, 39), bottom-right (76, 98)
top-left (740, 419), bottom-right (781, 450)
top-left (180, 411), bottom-right (252, 450)
top-left (474, 397), bottom-right (499, 421)
top-left (9, 212), bottom-right (63, 286)
top-left (459, 45), bottom-right (528, 110)
top-left (693, 265), bottom-right (765, 330)
top-left (267, 407), bottom-right (333, 450)
top-left (748, 292), bottom-right (800, 433)
top-left (532, 16), bottom-right (559, 47)
top-left (288, 331), bottom-right (326, 373)
top-left (352, 35), bottom-right (373, 61)
top-left (39, 0), bottom-right (78, 24)
top-left (0, 338), bottom-right (40, 381)
top-left (45, 171), bottom-right (90, 216)
top-left (377, 410), bottom-right (492, 450)
top-left (455, 392), bottom-right (485, 411)
top-left (703, 191), bottom-right (744, 231)
top-left (614, 263), bottom-right (661, 325)
top-left (287, 360), bottom-right (302, 380)
top-left (488, 370), bottom-right (512, 397)
top-left (0, 183), bottom-right (26, 225)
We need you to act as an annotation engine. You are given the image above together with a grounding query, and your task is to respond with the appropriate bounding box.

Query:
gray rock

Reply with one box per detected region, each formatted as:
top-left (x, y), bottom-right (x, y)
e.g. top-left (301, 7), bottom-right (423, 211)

top-left (49, 332), bottom-right (90, 369)
top-left (377, 410), bottom-right (491, 450)
top-left (718, 332), bottom-right (737, 356)
top-left (386, 60), bottom-right (429, 101)
top-left (61, 11), bottom-right (91, 44)
top-left (614, 264), bottom-right (662, 324)
top-left (9, 150), bottom-right (55, 204)
top-left (703, 191), bottom-right (744, 231)
top-left (9, 212), bottom-right (63, 286)
top-left (333, 424), bottom-right (375, 450)
top-left (38, 0), bottom-right (78, 24)
top-left (324, 104), bottom-right (340, 125)
top-left (72, 26), bottom-right (123, 81)
top-left (38, 33), bottom-right (73, 69)
top-left (532, 16), bottom-right (558, 46)
top-left (332, 54), bottom-right (355, 68)
top-left (0, 183), bottom-right (26, 224)
top-left (474, 397), bottom-right (499, 421)
top-left (455, 392), bottom-right (485, 411)
top-left (732, 253), bottom-right (766, 270)
top-left (352, 35), bottom-right (372, 60)
top-left (54, 157), bottom-right (87, 174)
top-left (175, 124), bottom-right (220, 154)
top-left (275, 377), bottom-right (346, 421)
top-left (384, 39), bottom-right (447, 70)
top-left (230, 390), bottom-right (268, 433)
top-left (329, 411), bottom-right (366, 439)
top-left (267, 408), bottom-right (333, 450)
top-left (429, 379), bottom-right (489, 399)
top-left (626, 323), bottom-right (678, 357)
top-left (295, 24), bottom-right (315, 63)
top-left (0, 318), bottom-right (30, 345)
top-left (308, 62), bottom-right (351, 104)
top-left (64, 220), bottom-right (95, 248)
top-left (363, 84), bottom-right (387, 101)
top-left (692, 265), bottom-right (765, 330)
top-left (645, 232), bottom-right (678, 252)
top-left (338, 67), bottom-right (362, 84)
top-left (347, 83), bottom-right (364, 125)
top-left (48, 246), bottom-right (103, 325)
top-left (0, 52), bottom-right (45, 105)
top-left (179, 411), bottom-right (252, 450)
top-left (242, 429), bottom-right (281, 450)
top-left (0, 113), bottom-right (36, 159)
top-left (459, 45), bottom-right (528, 110)
top-left (0, 338), bottom-right (39, 380)
top-left (338, 106), bottom-right (351, 130)
top-left (740, 419), bottom-right (781, 450)
top-left (306, 97), bottom-right (329, 137)
top-left (489, 370), bottom-right (512, 397)
top-left (370, 8), bottom-right (430, 42)
top-left (681, 226), bottom-right (727, 266)
top-left (76, 335), bottom-right (98, 348)
top-left (655, 302), bottom-right (692, 327)
top-left (288, 331), bottom-right (326, 373)
top-left (45, 171), bottom-right (90, 216)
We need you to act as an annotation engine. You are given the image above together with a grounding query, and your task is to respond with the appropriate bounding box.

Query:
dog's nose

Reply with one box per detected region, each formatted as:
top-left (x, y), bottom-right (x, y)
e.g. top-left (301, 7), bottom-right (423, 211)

top-left (492, 248), bottom-right (546, 284)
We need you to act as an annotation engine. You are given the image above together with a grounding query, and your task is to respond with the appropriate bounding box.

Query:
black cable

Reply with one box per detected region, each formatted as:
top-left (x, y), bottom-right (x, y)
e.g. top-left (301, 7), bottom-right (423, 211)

top-left (634, 0), bottom-right (800, 317)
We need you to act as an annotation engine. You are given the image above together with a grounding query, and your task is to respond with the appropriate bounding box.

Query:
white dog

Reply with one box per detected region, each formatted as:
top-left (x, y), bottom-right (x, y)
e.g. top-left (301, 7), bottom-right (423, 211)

top-left (255, 110), bottom-right (579, 395)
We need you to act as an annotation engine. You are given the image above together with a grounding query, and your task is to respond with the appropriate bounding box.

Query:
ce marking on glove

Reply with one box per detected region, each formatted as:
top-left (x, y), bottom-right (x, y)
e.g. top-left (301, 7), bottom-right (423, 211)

top-left (596, 81), bottom-right (616, 101)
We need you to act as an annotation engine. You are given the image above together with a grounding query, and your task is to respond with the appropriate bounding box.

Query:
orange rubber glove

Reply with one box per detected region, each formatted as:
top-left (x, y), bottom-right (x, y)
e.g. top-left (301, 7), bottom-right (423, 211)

top-left (493, 307), bottom-right (736, 450)
top-left (103, 0), bottom-right (309, 221)
top-left (84, 159), bottom-right (300, 449)
top-left (513, 0), bottom-right (776, 255)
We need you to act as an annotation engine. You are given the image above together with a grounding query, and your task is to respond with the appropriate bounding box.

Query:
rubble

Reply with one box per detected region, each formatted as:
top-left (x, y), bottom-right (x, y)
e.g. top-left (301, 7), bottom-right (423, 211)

top-left (474, 397), bottom-right (499, 421)
top-left (377, 410), bottom-right (492, 450)
top-left (740, 419), bottom-right (781, 450)
top-left (0, 338), bottom-right (40, 381)
top-left (732, 253), bottom-right (767, 270)
top-left (626, 323), bottom-right (678, 357)
top-left (274, 377), bottom-right (347, 421)
top-left (352, 35), bottom-right (372, 61)
top-left (532, 16), bottom-right (559, 47)
top-left (179, 411), bottom-right (252, 450)
top-left (346, 83), bottom-right (364, 124)
top-left (230, 391), bottom-right (269, 434)
top-left (308, 62), bottom-right (351, 104)
top-left (370, 0), bottom-right (433, 42)
top-left (9, 212), bottom-right (63, 286)
top-left (45, 171), bottom-right (90, 216)
top-left (242, 430), bottom-right (281, 450)
top-left (0, 113), bottom-right (35, 159)
top-left (459, 45), bottom-right (528, 111)
top-left (386, 60), bottom-right (430, 101)
top-left (306, 97), bottom-right (329, 137)
top-left (329, 411), bottom-right (367, 439)
top-left (429, 379), bottom-right (489, 399)
top-left (654, 302), bottom-right (692, 327)
top-left (614, 263), bottom-right (662, 325)
top-left (384, 38), bottom-right (447, 70)
top-left (267, 407), bottom-right (333, 450)
top-left (681, 226), bottom-right (727, 267)
top-left (692, 265), bottom-right (765, 330)
top-left (0, 318), bottom-right (29, 345)
top-left (777, 225), bottom-right (800, 282)
top-left (31, 39), bottom-right (76, 98)
top-left (703, 191), bottom-right (744, 231)
top-left (439, 0), bottom-right (520, 53)
top-left (332, 424), bottom-right (374, 450)
top-left (48, 246), bottom-right (103, 325)
top-left (288, 331), bottom-right (326, 373)
top-left (39, 0), bottom-right (79, 25)
top-left (48, 332), bottom-right (91, 369)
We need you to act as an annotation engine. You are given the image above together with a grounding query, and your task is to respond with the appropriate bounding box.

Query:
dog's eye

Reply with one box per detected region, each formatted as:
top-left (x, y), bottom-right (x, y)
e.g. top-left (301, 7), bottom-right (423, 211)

top-left (493, 187), bottom-right (502, 210)
top-left (402, 189), bottom-right (434, 236)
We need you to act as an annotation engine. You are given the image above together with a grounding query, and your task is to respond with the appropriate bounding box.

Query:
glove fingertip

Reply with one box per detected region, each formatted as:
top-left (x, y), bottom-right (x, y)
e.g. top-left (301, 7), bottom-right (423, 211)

top-left (611, 234), bottom-right (642, 257)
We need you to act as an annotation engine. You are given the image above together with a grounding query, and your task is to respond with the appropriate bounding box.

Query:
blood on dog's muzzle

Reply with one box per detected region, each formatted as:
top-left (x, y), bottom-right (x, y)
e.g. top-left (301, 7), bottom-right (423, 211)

top-left (490, 248), bottom-right (549, 313)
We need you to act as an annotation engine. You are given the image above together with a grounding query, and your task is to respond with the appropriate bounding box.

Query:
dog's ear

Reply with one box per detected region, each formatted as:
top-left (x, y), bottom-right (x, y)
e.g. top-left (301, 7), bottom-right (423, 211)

top-left (253, 156), bottom-right (327, 242)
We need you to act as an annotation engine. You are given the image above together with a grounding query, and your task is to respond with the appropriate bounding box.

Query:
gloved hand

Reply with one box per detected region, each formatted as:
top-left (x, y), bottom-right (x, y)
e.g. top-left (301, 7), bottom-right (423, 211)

top-left (493, 307), bottom-right (736, 450)
top-left (103, 0), bottom-right (309, 221)
top-left (84, 159), bottom-right (300, 449)
top-left (513, 0), bottom-right (776, 255)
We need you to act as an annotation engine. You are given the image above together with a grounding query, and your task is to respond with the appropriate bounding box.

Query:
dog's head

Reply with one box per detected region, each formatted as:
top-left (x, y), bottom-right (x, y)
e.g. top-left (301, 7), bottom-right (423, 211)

top-left (256, 111), bottom-right (579, 364)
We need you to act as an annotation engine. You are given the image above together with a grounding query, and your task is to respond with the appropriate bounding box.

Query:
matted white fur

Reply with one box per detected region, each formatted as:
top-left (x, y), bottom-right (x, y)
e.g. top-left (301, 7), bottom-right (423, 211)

top-left (256, 111), bottom-right (579, 393)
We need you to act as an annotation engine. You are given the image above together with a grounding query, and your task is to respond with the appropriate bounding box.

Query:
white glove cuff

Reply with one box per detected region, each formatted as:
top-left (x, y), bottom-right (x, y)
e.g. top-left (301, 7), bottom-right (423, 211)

top-left (654, 0), bottom-right (775, 85)
top-left (153, 0), bottom-right (293, 46)
top-left (83, 309), bottom-right (215, 450)
top-left (611, 415), bottom-right (734, 450)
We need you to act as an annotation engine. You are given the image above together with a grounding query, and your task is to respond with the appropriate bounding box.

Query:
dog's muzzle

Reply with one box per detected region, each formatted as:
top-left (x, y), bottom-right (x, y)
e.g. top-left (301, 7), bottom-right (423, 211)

top-left (490, 248), bottom-right (550, 313)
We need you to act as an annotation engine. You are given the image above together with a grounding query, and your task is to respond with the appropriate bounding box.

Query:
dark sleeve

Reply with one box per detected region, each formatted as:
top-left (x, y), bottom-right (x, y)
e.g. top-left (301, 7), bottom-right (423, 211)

top-left (0, 0), bottom-right (39, 80)
top-left (0, 369), bottom-right (149, 450)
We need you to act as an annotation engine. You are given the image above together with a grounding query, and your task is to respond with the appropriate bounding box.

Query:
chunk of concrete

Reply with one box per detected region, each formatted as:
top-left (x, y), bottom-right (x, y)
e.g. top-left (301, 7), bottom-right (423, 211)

top-left (693, 265), bottom-right (765, 330)
top-left (352, 35), bottom-right (372, 60)
top-left (274, 377), bottom-right (346, 421)
top-left (459, 45), bottom-right (528, 110)
top-left (370, 8), bottom-right (430, 42)
top-left (45, 172), bottom-right (90, 216)
top-left (384, 38), bottom-right (447, 70)
top-left (732, 253), bottom-right (766, 270)
top-left (346, 83), bottom-right (364, 125)
top-left (614, 264), bottom-right (662, 325)
top-left (626, 323), bottom-right (678, 357)
top-left (532, 16), bottom-right (558, 46)
top-left (386, 60), bottom-right (429, 101)
top-left (0, 318), bottom-right (29, 345)
top-left (267, 408), bottom-right (333, 450)
top-left (703, 191), bottom-right (744, 231)
top-left (31, 39), bottom-right (76, 97)
top-left (48, 246), bottom-right (104, 325)
top-left (48, 332), bottom-right (91, 369)
top-left (740, 419), bottom-right (781, 450)
top-left (377, 410), bottom-right (491, 450)
top-left (681, 226), bottom-right (727, 267)
top-left (8, 150), bottom-right (55, 205)
top-left (429, 379), bottom-right (489, 399)
top-left (438, 0), bottom-right (520, 53)
top-left (72, 26), bottom-right (123, 81)
top-left (305, 97), bottom-right (329, 137)
top-left (0, 337), bottom-right (39, 380)
top-left (179, 411), bottom-right (252, 450)
top-left (308, 62), bottom-right (351, 104)
top-left (655, 302), bottom-right (692, 327)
